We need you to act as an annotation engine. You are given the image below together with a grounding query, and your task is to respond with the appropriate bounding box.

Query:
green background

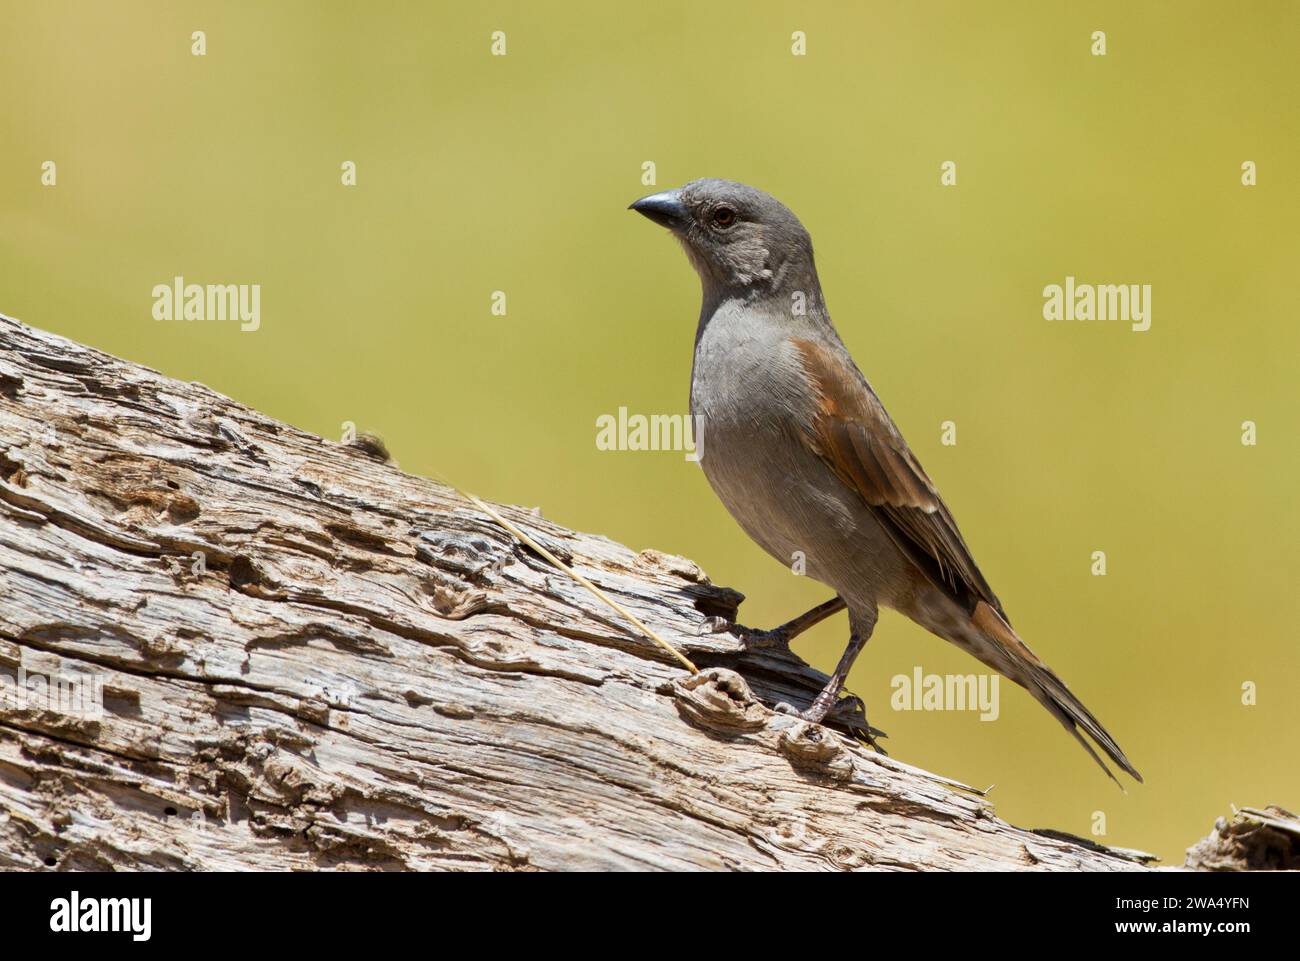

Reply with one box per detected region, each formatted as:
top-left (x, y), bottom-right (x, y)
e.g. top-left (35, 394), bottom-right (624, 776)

top-left (3, 0), bottom-right (1297, 865)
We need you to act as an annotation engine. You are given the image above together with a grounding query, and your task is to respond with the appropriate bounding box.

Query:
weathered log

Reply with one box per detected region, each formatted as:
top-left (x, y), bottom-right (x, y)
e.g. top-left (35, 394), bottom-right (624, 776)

top-left (1183, 806), bottom-right (1300, 872)
top-left (0, 312), bottom-right (1245, 871)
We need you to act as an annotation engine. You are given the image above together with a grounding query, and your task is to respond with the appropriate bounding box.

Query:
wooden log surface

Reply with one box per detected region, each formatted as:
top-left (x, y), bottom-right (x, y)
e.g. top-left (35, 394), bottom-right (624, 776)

top-left (0, 311), bottom-right (1264, 871)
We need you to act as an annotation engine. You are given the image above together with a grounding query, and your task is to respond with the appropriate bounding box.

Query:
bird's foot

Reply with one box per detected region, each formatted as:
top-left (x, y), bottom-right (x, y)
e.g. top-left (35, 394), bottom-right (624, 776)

top-left (799, 691), bottom-right (836, 725)
top-left (798, 692), bottom-right (886, 752)
top-left (778, 692), bottom-right (886, 751)
top-left (696, 615), bottom-right (732, 636)
top-left (697, 614), bottom-right (791, 650)
top-left (734, 624), bottom-right (791, 651)
top-left (703, 597), bottom-right (847, 652)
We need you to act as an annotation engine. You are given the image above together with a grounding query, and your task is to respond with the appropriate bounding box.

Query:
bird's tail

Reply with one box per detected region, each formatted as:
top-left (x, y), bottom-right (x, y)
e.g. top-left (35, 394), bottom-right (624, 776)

top-left (968, 601), bottom-right (1142, 787)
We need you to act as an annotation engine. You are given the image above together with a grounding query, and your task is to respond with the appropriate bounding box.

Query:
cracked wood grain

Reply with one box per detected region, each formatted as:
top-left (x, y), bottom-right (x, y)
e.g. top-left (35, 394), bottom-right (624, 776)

top-left (0, 311), bottom-right (1179, 871)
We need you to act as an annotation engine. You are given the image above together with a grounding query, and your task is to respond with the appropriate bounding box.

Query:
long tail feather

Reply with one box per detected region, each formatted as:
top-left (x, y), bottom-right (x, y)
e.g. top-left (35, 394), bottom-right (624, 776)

top-left (970, 602), bottom-right (1142, 786)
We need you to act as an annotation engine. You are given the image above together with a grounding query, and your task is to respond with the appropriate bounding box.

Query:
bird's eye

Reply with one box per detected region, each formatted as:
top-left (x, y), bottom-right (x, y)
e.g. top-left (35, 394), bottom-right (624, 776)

top-left (712, 206), bottom-right (737, 228)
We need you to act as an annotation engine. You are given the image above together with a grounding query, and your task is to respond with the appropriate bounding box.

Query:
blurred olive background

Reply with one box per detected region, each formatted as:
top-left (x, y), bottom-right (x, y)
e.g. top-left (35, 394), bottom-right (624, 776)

top-left (2, 0), bottom-right (1297, 865)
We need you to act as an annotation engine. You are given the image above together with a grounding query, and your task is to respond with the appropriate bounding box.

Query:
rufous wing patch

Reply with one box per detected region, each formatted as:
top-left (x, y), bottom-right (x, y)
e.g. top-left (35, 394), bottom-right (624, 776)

top-left (789, 336), bottom-right (1008, 621)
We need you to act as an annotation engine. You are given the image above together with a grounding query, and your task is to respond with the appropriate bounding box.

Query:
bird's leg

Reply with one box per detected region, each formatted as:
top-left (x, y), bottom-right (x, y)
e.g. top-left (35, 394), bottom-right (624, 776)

top-left (802, 608), bottom-right (876, 724)
top-left (736, 596), bottom-right (846, 650)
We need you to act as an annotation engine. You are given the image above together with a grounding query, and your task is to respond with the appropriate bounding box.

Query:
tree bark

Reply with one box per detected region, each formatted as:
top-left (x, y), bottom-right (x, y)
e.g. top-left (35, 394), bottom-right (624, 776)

top-left (0, 312), bottom-right (1269, 871)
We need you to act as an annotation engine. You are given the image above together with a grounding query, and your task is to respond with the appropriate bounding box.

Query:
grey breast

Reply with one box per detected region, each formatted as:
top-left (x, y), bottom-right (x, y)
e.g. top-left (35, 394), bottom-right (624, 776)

top-left (688, 301), bottom-right (902, 599)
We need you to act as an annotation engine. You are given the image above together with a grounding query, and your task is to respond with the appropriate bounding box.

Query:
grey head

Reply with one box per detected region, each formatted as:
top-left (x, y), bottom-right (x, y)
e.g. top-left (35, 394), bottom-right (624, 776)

top-left (630, 179), bottom-right (820, 303)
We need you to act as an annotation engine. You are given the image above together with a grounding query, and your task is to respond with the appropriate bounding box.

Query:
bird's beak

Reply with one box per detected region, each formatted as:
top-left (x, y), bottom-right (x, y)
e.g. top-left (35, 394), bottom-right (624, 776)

top-left (629, 190), bottom-right (688, 231)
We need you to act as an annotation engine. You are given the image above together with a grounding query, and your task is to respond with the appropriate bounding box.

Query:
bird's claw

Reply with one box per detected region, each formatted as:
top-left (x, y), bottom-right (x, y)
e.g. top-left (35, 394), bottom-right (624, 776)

top-left (799, 698), bottom-right (834, 725)
top-left (699, 615), bottom-right (791, 649)
top-left (733, 625), bottom-right (790, 651)
top-left (696, 615), bottom-right (732, 636)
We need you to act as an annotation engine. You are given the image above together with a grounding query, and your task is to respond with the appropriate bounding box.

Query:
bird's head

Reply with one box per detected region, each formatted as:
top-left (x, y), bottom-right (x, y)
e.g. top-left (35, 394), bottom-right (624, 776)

top-left (630, 179), bottom-right (815, 297)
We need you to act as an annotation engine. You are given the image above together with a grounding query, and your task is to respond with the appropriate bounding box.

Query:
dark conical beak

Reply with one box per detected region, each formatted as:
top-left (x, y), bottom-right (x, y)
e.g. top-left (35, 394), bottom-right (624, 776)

top-left (629, 190), bottom-right (687, 230)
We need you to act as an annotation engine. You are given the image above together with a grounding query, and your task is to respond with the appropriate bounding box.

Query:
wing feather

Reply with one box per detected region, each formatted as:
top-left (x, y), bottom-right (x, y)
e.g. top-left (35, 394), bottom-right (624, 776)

top-left (790, 337), bottom-right (1007, 622)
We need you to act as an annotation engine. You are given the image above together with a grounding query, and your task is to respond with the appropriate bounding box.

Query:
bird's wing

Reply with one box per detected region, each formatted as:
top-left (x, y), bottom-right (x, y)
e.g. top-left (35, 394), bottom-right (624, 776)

top-left (788, 336), bottom-right (1008, 622)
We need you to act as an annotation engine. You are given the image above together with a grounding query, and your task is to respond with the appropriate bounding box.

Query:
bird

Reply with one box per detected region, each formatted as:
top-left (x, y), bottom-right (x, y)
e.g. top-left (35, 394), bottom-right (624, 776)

top-left (630, 178), bottom-right (1141, 785)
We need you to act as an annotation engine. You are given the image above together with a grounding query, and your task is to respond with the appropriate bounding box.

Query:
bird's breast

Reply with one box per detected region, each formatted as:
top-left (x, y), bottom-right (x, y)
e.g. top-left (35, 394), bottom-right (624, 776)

top-left (686, 303), bottom-right (908, 602)
top-left (689, 303), bottom-right (810, 427)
